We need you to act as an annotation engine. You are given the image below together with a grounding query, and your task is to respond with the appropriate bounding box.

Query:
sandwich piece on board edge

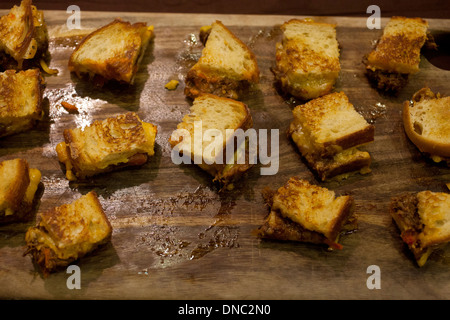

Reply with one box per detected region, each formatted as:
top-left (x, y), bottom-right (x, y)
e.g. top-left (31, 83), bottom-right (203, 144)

top-left (256, 177), bottom-right (357, 250)
top-left (288, 91), bottom-right (375, 181)
top-left (364, 16), bottom-right (429, 93)
top-left (24, 191), bottom-right (112, 276)
top-left (403, 87), bottom-right (450, 166)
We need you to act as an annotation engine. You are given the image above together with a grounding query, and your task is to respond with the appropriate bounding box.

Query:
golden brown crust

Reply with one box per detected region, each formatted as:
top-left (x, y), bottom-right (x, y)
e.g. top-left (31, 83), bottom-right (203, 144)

top-left (212, 21), bottom-right (260, 84)
top-left (256, 178), bottom-right (356, 249)
top-left (0, 69), bottom-right (44, 138)
top-left (68, 18), bottom-right (153, 85)
top-left (0, 158), bottom-right (29, 212)
top-left (0, 0), bottom-right (49, 71)
top-left (24, 191), bottom-right (112, 276)
top-left (59, 112), bottom-right (156, 180)
top-left (366, 16), bottom-right (428, 74)
top-left (307, 151), bottom-right (372, 181)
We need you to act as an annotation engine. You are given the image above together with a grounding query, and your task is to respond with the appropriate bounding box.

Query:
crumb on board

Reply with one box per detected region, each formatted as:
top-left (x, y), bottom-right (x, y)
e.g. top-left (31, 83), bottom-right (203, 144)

top-left (61, 101), bottom-right (78, 113)
top-left (165, 80), bottom-right (179, 90)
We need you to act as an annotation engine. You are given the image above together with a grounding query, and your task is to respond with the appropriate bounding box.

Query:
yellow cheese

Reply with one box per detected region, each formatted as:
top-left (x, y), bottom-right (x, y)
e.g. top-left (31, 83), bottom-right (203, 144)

top-left (164, 79), bottom-right (179, 90)
top-left (24, 168), bottom-right (41, 204)
top-left (56, 142), bottom-right (76, 181)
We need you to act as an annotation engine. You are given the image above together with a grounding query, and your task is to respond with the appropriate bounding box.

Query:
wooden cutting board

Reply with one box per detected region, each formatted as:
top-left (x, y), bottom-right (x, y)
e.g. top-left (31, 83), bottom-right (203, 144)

top-left (0, 10), bottom-right (449, 300)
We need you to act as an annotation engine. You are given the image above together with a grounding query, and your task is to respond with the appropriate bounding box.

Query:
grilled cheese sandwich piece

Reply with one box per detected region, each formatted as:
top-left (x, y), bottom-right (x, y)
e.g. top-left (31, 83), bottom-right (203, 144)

top-left (169, 93), bottom-right (254, 186)
top-left (288, 92), bottom-right (374, 180)
top-left (273, 19), bottom-right (340, 101)
top-left (364, 16), bottom-right (428, 92)
top-left (56, 112), bottom-right (157, 181)
top-left (390, 191), bottom-right (450, 267)
top-left (68, 18), bottom-right (154, 85)
top-left (0, 0), bottom-right (48, 71)
top-left (403, 87), bottom-right (450, 165)
top-left (256, 177), bottom-right (356, 249)
top-left (24, 191), bottom-right (112, 276)
top-left (0, 158), bottom-right (42, 224)
top-left (0, 69), bottom-right (44, 138)
top-left (184, 21), bottom-right (260, 100)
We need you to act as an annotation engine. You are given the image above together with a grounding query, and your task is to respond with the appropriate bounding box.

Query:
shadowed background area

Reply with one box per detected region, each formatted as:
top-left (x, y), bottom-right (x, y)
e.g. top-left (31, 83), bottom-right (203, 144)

top-left (1, 0), bottom-right (449, 18)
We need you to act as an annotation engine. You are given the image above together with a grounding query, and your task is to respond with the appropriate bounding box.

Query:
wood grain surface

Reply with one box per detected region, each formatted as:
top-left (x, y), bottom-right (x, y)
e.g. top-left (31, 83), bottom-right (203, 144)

top-left (0, 11), bottom-right (449, 300)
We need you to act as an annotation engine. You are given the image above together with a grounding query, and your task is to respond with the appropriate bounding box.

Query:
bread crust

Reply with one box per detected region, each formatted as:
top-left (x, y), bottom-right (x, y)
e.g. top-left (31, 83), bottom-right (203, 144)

top-left (403, 87), bottom-right (450, 158)
top-left (68, 18), bottom-right (153, 85)
top-left (389, 191), bottom-right (450, 266)
top-left (169, 94), bottom-right (254, 186)
top-left (0, 69), bottom-right (44, 138)
top-left (256, 178), bottom-right (356, 248)
top-left (0, 158), bottom-right (43, 224)
top-left (58, 112), bottom-right (156, 180)
top-left (24, 191), bottom-right (112, 276)
top-left (0, 158), bottom-right (29, 213)
top-left (184, 20), bottom-right (259, 100)
top-left (273, 18), bottom-right (340, 100)
top-left (0, 0), bottom-right (49, 71)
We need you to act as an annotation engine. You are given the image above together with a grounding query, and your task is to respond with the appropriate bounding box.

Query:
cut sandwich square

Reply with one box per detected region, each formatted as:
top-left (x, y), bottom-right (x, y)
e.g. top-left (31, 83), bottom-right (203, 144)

top-left (403, 87), bottom-right (450, 165)
top-left (273, 18), bottom-right (340, 101)
top-left (364, 16), bottom-right (429, 93)
top-left (288, 92), bottom-right (374, 181)
top-left (184, 20), bottom-right (260, 100)
top-left (256, 177), bottom-right (356, 249)
top-left (0, 158), bottom-right (42, 224)
top-left (390, 191), bottom-right (450, 267)
top-left (56, 112), bottom-right (157, 181)
top-left (24, 191), bottom-right (112, 276)
top-left (0, 69), bottom-right (44, 138)
top-left (0, 0), bottom-right (49, 71)
top-left (68, 18), bottom-right (154, 85)
top-left (169, 93), bottom-right (254, 186)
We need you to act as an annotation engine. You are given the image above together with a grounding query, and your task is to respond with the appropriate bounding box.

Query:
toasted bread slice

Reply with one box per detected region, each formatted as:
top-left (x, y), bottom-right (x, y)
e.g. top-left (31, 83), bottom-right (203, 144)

top-left (169, 93), bottom-right (254, 185)
top-left (364, 17), bottom-right (428, 92)
top-left (0, 69), bottom-right (44, 138)
top-left (0, 158), bottom-right (42, 224)
top-left (256, 177), bottom-right (356, 249)
top-left (184, 21), bottom-right (260, 100)
top-left (56, 112), bottom-right (157, 181)
top-left (288, 92), bottom-right (374, 180)
top-left (24, 191), bottom-right (112, 275)
top-left (0, 0), bottom-right (48, 71)
top-left (403, 87), bottom-right (450, 164)
top-left (390, 191), bottom-right (450, 267)
top-left (68, 18), bottom-right (153, 85)
top-left (273, 19), bottom-right (340, 100)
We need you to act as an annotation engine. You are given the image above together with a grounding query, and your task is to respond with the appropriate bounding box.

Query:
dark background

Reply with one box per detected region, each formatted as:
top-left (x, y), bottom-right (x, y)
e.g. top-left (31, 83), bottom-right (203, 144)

top-left (1, 0), bottom-right (449, 19)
